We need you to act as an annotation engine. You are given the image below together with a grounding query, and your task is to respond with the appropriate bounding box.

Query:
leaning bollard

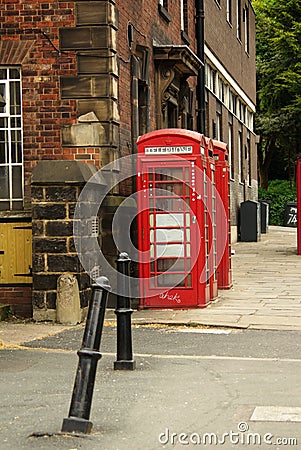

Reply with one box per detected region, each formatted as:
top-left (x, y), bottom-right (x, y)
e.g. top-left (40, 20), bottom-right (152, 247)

top-left (114, 252), bottom-right (136, 370)
top-left (61, 276), bottom-right (111, 434)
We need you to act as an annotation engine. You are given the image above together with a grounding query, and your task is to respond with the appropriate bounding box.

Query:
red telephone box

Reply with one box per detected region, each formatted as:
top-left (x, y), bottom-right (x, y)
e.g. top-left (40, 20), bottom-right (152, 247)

top-left (297, 157), bottom-right (301, 255)
top-left (136, 129), bottom-right (210, 309)
top-left (213, 139), bottom-right (232, 288)
top-left (205, 137), bottom-right (218, 301)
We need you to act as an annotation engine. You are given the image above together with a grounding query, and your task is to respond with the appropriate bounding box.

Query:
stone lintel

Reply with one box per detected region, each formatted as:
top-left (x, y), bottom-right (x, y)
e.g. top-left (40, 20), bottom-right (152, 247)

top-left (31, 160), bottom-right (106, 186)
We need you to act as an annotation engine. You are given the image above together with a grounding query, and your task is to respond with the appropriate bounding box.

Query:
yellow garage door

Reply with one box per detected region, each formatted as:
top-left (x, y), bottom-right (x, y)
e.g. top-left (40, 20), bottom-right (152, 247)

top-left (0, 221), bottom-right (32, 284)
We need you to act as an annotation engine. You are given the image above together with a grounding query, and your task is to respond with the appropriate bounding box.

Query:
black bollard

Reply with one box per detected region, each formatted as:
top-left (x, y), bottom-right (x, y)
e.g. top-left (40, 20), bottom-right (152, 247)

top-left (61, 276), bottom-right (111, 434)
top-left (114, 252), bottom-right (136, 370)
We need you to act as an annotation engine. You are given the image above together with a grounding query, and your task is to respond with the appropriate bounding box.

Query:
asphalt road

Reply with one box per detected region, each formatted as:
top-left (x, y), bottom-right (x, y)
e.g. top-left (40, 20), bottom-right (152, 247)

top-left (0, 326), bottom-right (300, 450)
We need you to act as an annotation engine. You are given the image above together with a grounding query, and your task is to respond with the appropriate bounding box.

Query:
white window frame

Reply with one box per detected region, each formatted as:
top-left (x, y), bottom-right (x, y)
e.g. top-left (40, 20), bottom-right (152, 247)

top-left (0, 67), bottom-right (23, 211)
top-left (227, 0), bottom-right (233, 25)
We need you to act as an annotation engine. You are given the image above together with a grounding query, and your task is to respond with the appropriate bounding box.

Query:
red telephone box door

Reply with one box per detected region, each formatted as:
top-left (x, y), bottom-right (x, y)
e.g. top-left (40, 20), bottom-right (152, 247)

top-left (137, 159), bottom-right (201, 308)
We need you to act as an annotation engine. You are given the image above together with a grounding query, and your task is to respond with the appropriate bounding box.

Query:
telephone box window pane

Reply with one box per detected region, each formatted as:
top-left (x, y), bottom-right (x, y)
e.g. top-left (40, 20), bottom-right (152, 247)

top-left (186, 229), bottom-right (190, 241)
top-left (186, 243), bottom-right (190, 257)
top-left (155, 198), bottom-right (184, 211)
top-left (12, 166), bottom-right (22, 198)
top-left (148, 170), bottom-right (153, 181)
top-left (156, 213), bottom-right (184, 227)
top-left (150, 276), bottom-right (155, 288)
top-left (158, 273), bottom-right (185, 287)
top-left (186, 213), bottom-right (190, 226)
top-left (156, 228), bottom-right (184, 242)
top-left (149, 213), bottom-right (154, 227)
top-left (156, 243), bottom-right (184, 258)
top-left (150, 229), bottom-right (154, 242)
top-left (185, 274), bottom-right (192, 287)
top-left (150, 244), bottom-right (155, 258)
top-left (157, 258), bottom-right (188, 272)
top-left (0, 167), bottom-right (9, 198)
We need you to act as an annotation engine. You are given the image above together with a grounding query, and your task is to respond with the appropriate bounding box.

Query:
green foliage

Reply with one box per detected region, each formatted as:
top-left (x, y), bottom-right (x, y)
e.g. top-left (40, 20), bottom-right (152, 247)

top-left (253, 0), bottom-right (301, 186)
top-left (258, 179), bottom-right (296, 225)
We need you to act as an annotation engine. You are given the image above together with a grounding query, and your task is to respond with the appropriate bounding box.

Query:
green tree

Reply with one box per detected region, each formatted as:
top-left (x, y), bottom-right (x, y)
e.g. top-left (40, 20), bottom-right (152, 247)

top-left (253, 0), bottom-right (301, 188)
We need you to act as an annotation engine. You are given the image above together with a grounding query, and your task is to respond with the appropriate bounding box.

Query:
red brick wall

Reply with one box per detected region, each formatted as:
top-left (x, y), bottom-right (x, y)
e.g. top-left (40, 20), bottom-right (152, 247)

top-left (0, 0), bottom-right (104, 205)
top-left (0, 286), bottom-right (32, 318)
top-left (117, 0), bottom-right (198, 153)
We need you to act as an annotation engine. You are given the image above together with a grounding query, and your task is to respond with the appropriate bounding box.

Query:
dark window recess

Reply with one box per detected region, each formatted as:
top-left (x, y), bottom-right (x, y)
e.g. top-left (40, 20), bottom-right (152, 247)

top-left (158, 2), bottom-right (171, 23)
top-left (212, 120), bottom-right (217, 139)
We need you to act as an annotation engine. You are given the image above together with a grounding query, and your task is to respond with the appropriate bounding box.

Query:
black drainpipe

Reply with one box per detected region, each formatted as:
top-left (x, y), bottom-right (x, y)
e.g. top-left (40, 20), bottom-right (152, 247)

top-left (195, 0), bottom-right (205, 134)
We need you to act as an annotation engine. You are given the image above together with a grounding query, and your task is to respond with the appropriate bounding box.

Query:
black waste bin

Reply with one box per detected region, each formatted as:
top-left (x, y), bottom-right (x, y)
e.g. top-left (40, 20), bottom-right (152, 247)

top-left (283, 202), bottom-right (297, 227)
top-left (259, 200), bottom-right (269, 234)
top-left (240, 200), bottom-right (261, 242)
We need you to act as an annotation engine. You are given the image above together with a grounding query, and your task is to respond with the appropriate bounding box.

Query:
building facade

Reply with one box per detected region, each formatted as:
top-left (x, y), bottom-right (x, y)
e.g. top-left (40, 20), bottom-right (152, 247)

top-left (0, 0), bottom-right (256, 319)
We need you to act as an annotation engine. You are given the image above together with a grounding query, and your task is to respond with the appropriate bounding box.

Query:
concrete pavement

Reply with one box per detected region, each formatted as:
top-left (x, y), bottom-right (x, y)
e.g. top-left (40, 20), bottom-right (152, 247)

top-left (0, 225), bottom-right (300, 348)
top-left (116, 225), bottom-right (301, 331)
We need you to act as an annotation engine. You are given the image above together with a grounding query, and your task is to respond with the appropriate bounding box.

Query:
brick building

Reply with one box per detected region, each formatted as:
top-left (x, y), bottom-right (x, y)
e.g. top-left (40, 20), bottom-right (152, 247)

top-left (0, 0), bottom-right (256, 319)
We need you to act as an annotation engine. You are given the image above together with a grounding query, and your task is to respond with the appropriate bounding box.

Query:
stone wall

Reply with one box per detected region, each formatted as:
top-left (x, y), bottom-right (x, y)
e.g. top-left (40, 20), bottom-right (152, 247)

top-left (31, 160), bottom-right (106, 321)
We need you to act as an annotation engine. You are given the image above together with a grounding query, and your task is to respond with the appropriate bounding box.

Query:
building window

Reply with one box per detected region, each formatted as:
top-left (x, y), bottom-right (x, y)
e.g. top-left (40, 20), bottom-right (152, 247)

top-left (228, 114), bottom-right (235, 180)
top-left (244, 5), bottom-right (250, 54)
top-left (216, 101), bottom-right (222, 141)
top-left (218, 77), bottom-right (225, 103)
top-left (159, 0), bottom-right (168, 7)
top-left (0, 67), bottom-right (23, 211)
top-left (167, 101), bottom-right (178, 128)
top-left (212, 119), bottom-right (217, 139)
top-left (238, 126), bottom-right (243, 183)
top-left (205, 65), bottom-right (217, 95)
top-left (227, 0), bottom-right (233, 25)
top-left (229, 91), bottom-right (237, 115)
top-left (159, 0), bottom-right (171, 22)
top-left (246, 132), bottom-right (251, 186)
top-left (236, 0), bottom-right (242, 41)
top-left (180, 0), bottom-right (189, 43)
top-left (246, 109), bottom-right (253, 131)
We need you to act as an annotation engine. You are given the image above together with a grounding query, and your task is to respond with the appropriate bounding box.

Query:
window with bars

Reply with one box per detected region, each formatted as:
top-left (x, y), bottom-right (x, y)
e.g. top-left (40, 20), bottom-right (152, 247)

top-left (0, 67), bottom-right (23, 211)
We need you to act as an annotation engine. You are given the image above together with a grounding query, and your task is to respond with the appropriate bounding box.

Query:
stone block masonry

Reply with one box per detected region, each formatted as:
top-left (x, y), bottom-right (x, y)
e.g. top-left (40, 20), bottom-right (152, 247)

top-left (31, 160), bottom-right (106, 322)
